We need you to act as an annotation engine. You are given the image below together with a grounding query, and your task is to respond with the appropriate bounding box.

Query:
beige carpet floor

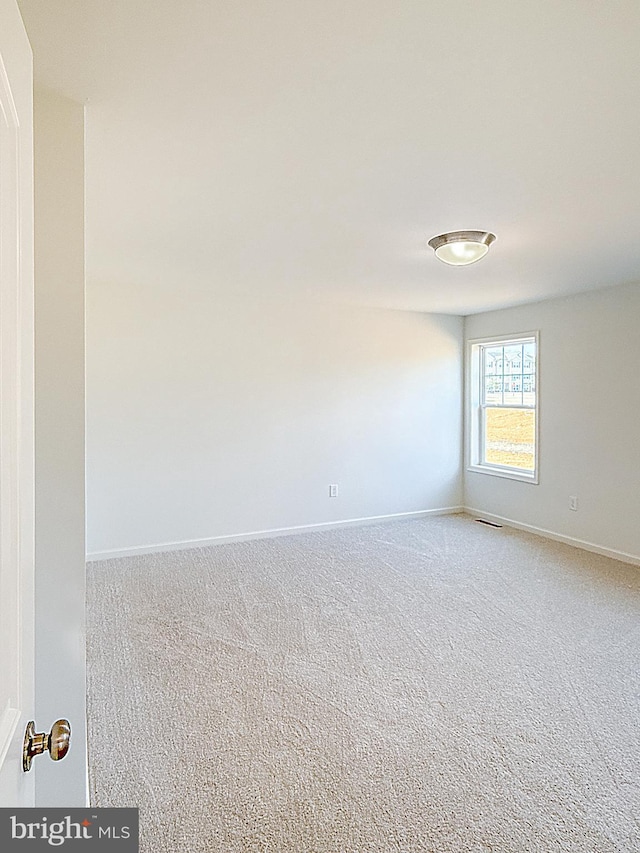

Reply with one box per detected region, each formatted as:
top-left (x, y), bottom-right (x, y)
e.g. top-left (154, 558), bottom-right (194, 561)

top-left (87, 514), bottom-right (640, 852)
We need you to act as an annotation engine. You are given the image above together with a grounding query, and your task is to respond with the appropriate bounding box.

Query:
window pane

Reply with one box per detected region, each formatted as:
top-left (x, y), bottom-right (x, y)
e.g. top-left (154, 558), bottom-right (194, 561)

top-left (522, 373), bottom-right (535, 406)
top-left (503, 344), bottom-right (522, 374)
top-left (503, 380), bottom-right (523, 406)
top-left (523, 342), bottom-right (535, 367)
top-left (484, 346), bottom-right (504, 373)
top-left (483, 408), bottom-right (535, 471)
top-left (484, 375), bottom-right (504, 404)
top-left (483, 346), bottom-right (504, 404)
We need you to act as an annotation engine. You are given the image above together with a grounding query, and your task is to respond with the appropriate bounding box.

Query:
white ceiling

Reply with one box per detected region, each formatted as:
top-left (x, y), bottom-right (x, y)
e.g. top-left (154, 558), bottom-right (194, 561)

top-left (17, 0), bottom-right (640, 314)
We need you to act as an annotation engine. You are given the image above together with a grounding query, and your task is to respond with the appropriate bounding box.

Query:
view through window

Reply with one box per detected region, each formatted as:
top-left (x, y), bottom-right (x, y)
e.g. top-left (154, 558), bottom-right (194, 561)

top-left (469, 335), bottom-right (538, 480)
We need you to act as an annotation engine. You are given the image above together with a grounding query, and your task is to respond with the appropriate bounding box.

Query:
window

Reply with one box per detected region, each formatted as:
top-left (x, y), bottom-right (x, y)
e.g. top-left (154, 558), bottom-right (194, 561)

top-left (468, 333), bottom-right (538, 482)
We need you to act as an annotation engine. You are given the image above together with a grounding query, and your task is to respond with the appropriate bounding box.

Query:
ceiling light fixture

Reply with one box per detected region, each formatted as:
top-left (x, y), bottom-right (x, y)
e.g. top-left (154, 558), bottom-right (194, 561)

top-left (428, 230), bottom-right (496, 266)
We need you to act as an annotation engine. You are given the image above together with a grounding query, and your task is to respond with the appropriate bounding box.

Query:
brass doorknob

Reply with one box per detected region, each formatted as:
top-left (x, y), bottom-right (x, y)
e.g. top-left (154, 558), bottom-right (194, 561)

top-left (23, 719), bottom-right (71, 772)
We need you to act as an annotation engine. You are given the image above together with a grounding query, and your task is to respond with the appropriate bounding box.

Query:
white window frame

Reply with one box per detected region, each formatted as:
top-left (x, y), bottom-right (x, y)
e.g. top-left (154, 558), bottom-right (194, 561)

top-left (467, 331), bottom-right (539, 484)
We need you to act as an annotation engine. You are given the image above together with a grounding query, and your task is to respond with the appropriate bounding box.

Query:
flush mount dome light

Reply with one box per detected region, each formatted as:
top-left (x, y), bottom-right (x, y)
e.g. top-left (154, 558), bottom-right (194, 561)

top-left (428, 230), bottom-right (496, 266)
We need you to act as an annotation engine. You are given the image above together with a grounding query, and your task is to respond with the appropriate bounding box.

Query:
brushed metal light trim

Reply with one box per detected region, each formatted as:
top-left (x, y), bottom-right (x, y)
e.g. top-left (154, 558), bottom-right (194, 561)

top-left (428, 230), bottom-right (496, 252)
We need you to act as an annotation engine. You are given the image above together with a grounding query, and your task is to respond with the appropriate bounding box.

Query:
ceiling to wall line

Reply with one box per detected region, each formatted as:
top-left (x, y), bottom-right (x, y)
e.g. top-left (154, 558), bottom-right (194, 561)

top-left (18, 0), bottom-right (640, 314)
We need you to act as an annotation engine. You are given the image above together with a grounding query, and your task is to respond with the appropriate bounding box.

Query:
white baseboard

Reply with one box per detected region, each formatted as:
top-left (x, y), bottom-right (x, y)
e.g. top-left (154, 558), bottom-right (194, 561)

top-left (86, 506), bottom-right (465, 562)
top-left (464, 507), bottom-right (640, 567)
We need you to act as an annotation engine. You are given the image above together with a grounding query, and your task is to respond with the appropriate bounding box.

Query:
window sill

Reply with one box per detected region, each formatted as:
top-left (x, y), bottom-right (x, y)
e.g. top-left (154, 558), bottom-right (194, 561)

top-left (467, 463), bottom-right (538, 484)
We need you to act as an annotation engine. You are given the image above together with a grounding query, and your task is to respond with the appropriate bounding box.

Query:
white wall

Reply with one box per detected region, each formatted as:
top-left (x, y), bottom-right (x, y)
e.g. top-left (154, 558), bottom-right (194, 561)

top-left (86, 287), bottom-right (463, 557)
top-left (34, 89), bottom-right (87, 805)
top-left (464, 281), bottom-right (640, 562)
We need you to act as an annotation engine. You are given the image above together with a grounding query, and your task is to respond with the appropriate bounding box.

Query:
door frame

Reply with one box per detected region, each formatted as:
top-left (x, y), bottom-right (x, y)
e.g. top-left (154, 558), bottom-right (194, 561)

top-left (0, 0), bottom-right (35, 807)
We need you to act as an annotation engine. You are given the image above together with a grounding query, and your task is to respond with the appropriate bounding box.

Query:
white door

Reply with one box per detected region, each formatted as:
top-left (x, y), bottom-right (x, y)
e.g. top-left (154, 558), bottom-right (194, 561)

top-left (0, 0), bottom-right (35, 807)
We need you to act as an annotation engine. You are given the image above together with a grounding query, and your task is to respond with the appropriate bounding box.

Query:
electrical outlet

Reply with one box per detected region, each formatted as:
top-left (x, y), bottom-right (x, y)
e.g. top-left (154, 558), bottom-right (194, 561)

top-left (329, 484), bottom-right (338, 498)
top-left (569, 495), bottom-right (578, 511)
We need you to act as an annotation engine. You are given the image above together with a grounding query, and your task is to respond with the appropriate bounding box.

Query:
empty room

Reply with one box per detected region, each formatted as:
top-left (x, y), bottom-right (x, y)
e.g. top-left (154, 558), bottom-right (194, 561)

top-left (2, 1), bottom-right (639, 851)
